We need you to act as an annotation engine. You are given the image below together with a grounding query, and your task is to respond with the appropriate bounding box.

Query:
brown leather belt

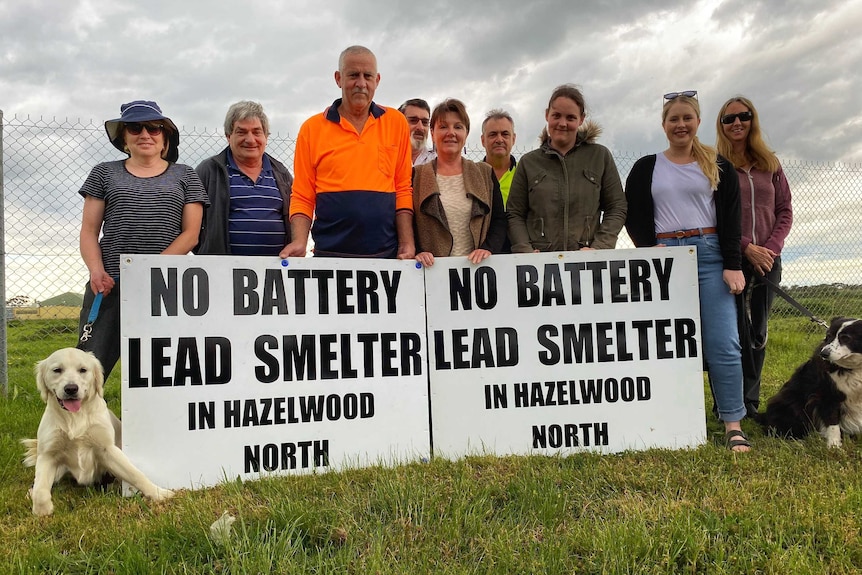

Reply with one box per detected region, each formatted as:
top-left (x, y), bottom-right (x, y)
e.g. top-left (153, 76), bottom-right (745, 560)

top-left (655, 227), bottom-right (717, 239)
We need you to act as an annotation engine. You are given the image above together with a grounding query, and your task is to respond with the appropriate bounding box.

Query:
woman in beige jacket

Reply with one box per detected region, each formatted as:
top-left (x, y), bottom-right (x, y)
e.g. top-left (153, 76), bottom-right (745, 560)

top-left (412, 98), bottom-right (507, 267)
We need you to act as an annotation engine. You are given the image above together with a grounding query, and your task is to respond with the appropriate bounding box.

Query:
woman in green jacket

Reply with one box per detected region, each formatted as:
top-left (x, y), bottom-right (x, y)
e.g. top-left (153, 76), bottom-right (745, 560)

top-left (507, 84), bottom-right (627, 252)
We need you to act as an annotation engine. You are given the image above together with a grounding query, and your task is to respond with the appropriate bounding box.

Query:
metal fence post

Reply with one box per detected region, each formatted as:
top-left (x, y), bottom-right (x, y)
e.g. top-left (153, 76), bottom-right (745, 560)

top-left (1, 109), bottom-right (7, 396)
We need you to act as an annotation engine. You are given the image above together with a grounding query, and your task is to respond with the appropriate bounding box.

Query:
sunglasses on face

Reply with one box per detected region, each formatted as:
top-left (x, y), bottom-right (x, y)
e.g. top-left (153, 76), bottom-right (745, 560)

top-left (720, 111), bottom-right (753, 124)
top-left (663, 90), bottom-right (698, 100)
top-left (406, 116), bottom-right (430, 127)
top-left (125, 123), bottom-right (164, 135)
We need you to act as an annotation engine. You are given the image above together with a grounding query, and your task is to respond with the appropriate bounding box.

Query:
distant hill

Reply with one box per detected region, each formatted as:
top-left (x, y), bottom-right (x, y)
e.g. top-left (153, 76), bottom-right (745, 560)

top-left (39, 292), bottom-right (84, 306)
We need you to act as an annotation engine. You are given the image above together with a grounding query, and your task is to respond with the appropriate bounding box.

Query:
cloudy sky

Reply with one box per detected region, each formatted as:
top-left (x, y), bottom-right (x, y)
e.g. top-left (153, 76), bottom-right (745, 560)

top-left (2, 0), bottom-right (861, 164)
top-left (2, 0), bottom-right (862, 301)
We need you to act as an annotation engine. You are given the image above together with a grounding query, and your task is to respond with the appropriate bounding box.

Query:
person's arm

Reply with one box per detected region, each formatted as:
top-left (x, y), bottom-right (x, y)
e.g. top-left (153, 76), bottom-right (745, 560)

top-left (764, 165), bottom-right (793, 254)
top-left (79, 195), bottom-right (113, 295)
top-left (281, 215), bottom-right (312, 258)
top-left (716, 156), bottom-right (742, 271)
top-left (192, 161), bottom-right (212, 254)
top-left (591, 150), bottom-right (627, 249)
top-left (723, 269), bottom-right (745, 295)
top-left (274, 160), bottom-right (294, 241)
top-left (396, 211), bottom-right (416, 260)
top-left (743, 243), bottom-right (776, 275)
top-left (623, 156), bottom-right (659, 247)
top-left (162, 202), bottom-right (204, 255)
top-left (282, 123), bottom-right (316, 258)
top-left (506, 161), bottom-right (534, 252)
top-left (393, 113), bottom-right (416, 260)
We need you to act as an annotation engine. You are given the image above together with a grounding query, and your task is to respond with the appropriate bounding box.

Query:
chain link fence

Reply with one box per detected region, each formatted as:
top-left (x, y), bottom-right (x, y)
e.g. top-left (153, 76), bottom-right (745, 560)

top-left (4, 112), bottom-right (862, 335)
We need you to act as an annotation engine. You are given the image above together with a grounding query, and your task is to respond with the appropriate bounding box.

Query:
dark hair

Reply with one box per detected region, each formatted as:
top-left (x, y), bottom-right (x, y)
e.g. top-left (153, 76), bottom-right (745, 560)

top-left (399, 98), bottom-right (431, 114)
top-left (539, 84), bottom-right (587, 143)
top-left (430, 98), bottom-right (470, 134)
top-left (547, 84), bottom-right (586, 116)
top-left (123, 122), bottom-right (174, 160)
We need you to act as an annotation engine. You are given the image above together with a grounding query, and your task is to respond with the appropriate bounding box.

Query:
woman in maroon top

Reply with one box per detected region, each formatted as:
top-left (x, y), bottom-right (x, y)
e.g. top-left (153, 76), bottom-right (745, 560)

top-left (715, 95), bottom-right (793, 417)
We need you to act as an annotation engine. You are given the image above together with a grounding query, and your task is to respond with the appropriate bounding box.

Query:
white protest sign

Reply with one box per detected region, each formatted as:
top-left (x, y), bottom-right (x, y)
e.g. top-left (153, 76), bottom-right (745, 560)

top-left (424, 247), bottom-right (706, 457)
top-left (120, 255), bottom-right (430, 491)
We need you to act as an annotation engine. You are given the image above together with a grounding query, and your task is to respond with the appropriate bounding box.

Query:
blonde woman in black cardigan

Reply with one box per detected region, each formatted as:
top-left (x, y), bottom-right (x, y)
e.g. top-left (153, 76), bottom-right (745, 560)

top-left (625, 92), bottom-right (750, 452)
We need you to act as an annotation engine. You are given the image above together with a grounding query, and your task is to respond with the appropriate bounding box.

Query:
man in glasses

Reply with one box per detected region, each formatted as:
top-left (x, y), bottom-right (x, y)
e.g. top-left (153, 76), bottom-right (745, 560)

top-left (398, 98), bottom-right (436, 166)
top-left (282, 45), bottom-right (415, 259)
top-left (195, 101), bottom-right (294, 256)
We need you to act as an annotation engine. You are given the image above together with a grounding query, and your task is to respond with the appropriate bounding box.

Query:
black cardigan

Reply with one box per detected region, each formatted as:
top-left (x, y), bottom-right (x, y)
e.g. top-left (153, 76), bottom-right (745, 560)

top-left (624, 154), bottom-right (742, 270)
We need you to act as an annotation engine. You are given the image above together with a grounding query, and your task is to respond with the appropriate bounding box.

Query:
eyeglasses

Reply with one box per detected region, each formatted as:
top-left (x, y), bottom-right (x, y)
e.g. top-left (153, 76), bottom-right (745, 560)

top-left (663, 90), bottom-right (698, 100)
top-left (406, 116), bottom-right (430, 127)
top-left (125, 123), bottom-right (164, 135)
top-left (720, 111), bottom-right (753, 124)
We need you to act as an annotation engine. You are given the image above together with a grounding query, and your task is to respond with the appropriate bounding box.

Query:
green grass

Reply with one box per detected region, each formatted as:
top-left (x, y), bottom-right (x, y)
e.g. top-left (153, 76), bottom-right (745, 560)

top-left (3, 319), bottom-right (862, 574)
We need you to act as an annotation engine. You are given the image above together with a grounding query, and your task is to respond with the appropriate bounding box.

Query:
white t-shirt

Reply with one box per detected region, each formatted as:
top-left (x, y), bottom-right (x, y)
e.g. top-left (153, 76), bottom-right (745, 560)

top-left (651, 152), bottom-right (716, 234)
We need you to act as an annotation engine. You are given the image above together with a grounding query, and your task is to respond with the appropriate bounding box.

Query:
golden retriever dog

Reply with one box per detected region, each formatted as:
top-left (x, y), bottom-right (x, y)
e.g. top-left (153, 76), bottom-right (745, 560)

top-left (22, 347), bottom-right (174, 516)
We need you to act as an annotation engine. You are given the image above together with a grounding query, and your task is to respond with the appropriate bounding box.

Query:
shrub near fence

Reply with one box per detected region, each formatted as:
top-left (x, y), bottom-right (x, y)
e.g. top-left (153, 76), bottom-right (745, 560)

top-left (3, 113), bottom-right (862, 335)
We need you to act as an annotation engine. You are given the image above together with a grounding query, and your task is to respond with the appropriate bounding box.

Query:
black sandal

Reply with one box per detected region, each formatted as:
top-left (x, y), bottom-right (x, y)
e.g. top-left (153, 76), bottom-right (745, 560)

top-left (725, 429), bottom-right (751, 451)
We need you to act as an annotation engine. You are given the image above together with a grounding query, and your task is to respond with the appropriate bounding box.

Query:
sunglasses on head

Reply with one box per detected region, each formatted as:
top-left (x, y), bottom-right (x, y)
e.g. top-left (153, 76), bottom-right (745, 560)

top-left (125, 123), bottom-right (164, 135)
top-left (720, 111), bottom-right (753, 124)
top-left (663, 90), bottom-right (698, 100)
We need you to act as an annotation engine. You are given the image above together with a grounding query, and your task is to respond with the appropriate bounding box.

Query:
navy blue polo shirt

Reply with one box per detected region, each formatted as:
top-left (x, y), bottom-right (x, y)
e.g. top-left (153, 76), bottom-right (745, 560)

top-left (226, 149), bottom-right (286, 256)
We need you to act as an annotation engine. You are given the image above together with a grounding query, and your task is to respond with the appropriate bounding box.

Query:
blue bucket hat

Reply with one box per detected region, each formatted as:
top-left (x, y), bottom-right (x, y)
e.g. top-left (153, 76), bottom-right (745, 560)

top-left (104, 100), bottom-right (180, 162)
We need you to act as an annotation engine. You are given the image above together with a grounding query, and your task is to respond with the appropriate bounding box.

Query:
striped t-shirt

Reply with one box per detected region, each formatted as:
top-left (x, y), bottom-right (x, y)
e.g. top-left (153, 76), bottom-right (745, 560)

top-left (226, 152), bottom-right (286, 256)
top-left (78, 160), bottom-right (209, 276)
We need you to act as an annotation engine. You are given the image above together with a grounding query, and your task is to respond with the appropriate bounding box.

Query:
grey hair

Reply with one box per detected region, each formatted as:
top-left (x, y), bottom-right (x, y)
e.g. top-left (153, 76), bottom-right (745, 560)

top-left (482, 108), bottom-right (515, 132)
top-left (224, 101), bottom-right (270, 137)
top-left (338, 45), bottom-right (376, 72)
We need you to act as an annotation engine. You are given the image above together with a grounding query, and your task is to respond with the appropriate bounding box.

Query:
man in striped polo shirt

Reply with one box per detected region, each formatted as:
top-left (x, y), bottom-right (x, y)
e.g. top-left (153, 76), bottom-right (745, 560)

top-left (281, 46), bottom-right (415, 259)
top-left (196, 101), bottom-right (293, 255)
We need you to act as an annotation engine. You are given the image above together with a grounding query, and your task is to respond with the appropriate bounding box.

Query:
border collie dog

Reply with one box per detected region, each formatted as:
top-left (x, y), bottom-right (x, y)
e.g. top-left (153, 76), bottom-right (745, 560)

top-left (758, 317), bottom-right (862, 447)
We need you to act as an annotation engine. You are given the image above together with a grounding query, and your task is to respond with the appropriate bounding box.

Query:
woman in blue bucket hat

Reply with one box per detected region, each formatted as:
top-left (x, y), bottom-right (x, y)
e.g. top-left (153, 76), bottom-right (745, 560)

top-left (77, 100), bottom-right (209, 379)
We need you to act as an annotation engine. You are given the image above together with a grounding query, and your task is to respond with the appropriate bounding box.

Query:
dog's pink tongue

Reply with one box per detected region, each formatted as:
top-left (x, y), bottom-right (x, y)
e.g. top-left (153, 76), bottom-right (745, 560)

top-left (63, 399), bottom-right (82, 413)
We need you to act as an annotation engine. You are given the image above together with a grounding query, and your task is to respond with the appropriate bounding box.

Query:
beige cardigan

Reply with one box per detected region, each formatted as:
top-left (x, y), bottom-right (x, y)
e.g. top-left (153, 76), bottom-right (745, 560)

top-left (412, 158), bottom-right (506, 256)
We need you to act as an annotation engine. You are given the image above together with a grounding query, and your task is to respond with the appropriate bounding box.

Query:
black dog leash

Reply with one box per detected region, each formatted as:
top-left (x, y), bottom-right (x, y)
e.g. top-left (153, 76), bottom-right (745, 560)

top-left (757, 274), bottom-right (829, 329)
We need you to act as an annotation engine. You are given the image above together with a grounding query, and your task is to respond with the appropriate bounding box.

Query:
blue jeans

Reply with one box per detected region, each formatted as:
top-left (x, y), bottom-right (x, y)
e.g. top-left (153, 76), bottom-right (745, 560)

top-left (662, 234), bottom-right (746, 422)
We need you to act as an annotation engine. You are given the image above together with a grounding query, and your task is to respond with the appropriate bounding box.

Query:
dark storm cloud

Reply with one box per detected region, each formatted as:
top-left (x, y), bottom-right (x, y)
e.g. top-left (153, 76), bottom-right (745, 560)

top-left (1, 0), bottom-right (860, 163)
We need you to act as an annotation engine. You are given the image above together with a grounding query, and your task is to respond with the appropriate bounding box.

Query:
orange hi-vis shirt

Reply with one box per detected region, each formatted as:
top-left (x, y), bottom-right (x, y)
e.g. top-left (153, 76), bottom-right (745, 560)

top-left (290, 99), bottom-right (413, 257)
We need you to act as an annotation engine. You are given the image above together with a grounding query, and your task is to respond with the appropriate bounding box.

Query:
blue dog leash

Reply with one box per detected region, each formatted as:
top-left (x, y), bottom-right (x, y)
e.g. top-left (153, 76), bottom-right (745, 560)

top-left (79, 277), bottom-right (118, 342)
top-left (79, 292), bottom-right (104, 343)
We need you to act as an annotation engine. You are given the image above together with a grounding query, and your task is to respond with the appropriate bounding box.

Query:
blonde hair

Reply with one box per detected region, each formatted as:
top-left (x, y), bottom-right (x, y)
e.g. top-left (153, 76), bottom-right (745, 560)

top-left (662, 96), bottom-right (719, 190)
top-left (715, 96), bottom-right (780, 173)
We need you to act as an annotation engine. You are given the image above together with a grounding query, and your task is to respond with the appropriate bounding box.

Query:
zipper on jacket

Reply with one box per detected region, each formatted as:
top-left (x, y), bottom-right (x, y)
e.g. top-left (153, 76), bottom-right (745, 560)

top-left (581, 217), bottom-right (592, 248)
top-left (558, 152), bottom-right (570, 250)
top-left (743, 167), bottom-right (756, 244)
